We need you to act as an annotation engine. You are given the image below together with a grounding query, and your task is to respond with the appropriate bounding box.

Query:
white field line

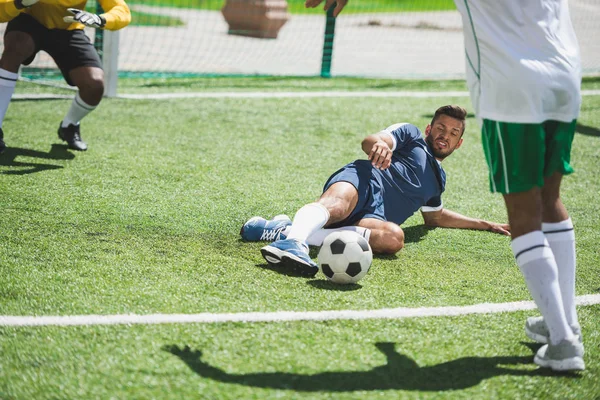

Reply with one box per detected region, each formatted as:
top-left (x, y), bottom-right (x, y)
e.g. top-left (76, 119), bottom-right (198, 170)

top-left (1, 294), bottom-right (599, 327)
top-left (12, 89), bottom-right (600, 101)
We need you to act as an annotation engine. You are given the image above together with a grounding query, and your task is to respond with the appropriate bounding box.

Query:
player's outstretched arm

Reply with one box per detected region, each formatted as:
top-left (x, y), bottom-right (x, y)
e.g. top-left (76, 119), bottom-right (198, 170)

top-left (305, 0), bottom-right (348, 17)
top-left (421, 208), bottom-right (510, 236)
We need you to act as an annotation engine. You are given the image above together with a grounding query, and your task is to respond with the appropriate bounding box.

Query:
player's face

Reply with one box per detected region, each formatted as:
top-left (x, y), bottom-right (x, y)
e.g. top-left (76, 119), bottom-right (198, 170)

top-left (425, 115), bottom-right (464, 160)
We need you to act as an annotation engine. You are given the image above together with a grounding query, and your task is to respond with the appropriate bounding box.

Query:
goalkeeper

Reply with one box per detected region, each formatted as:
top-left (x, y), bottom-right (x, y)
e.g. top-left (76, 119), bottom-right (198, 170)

top-left (0, 0), bottom-right (131, 153)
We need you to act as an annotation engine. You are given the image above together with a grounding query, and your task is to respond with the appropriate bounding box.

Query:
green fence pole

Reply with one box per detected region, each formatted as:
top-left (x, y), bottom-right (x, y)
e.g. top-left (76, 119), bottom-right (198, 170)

top-left (320, 4), bottom-right (337, 78)
top-left (94, 2), bottom-right (104, 61)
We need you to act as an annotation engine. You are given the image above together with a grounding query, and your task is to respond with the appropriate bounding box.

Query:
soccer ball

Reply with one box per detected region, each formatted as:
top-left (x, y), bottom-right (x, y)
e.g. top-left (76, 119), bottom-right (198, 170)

top-left (317, 231), bottom-right (373, 284)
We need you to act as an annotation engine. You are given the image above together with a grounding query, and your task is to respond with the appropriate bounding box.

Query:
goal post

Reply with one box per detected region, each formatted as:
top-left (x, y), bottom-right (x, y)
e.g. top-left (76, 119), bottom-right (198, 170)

top-left (95, 2), bottom-right (119, 98)
top-left (102, 31), bottom-right (120, 98)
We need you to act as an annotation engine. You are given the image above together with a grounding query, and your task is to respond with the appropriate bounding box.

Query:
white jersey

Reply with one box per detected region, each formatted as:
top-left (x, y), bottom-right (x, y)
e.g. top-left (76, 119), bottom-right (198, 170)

top-left (453, 0), bottom-right (582, 123)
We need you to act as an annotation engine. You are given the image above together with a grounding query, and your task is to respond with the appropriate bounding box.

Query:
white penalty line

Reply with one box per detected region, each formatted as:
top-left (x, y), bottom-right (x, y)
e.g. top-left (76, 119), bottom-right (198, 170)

top-left (12, 90), bottom-right (600, 101)
top-left (1, 294), bottom-right (599, 327)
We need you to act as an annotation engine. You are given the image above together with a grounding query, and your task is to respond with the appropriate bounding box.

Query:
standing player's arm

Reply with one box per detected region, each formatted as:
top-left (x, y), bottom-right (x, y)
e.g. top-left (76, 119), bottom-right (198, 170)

top-left (0, 0), bottom-right (38, 22)
top-left (421, 208), bottom-right (511, 236)
top-left (305, 0), bottom-right (348, 17)
top-left (361, 132), bottom-right (394, 170)
top-left (98, 0), bottom-right (130, 30)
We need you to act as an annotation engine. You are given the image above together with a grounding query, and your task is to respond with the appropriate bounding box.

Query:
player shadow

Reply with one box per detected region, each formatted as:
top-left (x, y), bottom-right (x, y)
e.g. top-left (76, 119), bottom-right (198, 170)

top-left (402, 224), bottom-right (436, 244)
top-left (575, 123), bottom-right (600, 137)
top-left (163, 342), bottom-right (569, 392)
top-left (0, 144), bottom-right (74, 175)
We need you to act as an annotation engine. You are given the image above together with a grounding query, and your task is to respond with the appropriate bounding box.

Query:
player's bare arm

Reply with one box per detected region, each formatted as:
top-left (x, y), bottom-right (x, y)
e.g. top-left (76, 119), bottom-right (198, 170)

top-left (305, 0), bottom-right (348, 17)
top-left (361, 132), bottom-right (393, 170)
top-left (421, 208), bottom-right (510, 236)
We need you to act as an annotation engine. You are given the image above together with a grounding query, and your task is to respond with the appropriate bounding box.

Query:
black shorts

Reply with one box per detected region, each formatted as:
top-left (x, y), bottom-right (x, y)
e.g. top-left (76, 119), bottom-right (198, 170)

top-left (5, 13), bottom-right (102, 86)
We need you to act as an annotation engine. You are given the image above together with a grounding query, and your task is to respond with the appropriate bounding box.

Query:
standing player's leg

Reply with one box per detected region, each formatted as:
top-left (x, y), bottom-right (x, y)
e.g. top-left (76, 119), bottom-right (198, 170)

top-left (503, 188), bottom-right (573, 344)
top-left (540, 172), bottom-right (581, 337)
top-left (47, 28), bottom-right (104, 151)
top-left (57, 66), bottom-right (104, 151)
top-left (0, 22), bottom-right (38, 153)
top-left (485, 119), bottom-right (583, 371)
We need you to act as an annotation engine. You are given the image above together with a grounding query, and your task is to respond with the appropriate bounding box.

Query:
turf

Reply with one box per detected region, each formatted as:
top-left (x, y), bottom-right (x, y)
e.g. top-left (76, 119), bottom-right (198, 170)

top-left (128, 0), bottom-right (456, 14)
top-left (1, 77), bottom-right (599, 399)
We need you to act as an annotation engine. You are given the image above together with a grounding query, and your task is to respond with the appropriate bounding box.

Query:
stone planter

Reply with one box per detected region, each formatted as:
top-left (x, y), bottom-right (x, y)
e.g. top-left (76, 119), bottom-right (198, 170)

top-left (221, 0), bottom-right (290, 39)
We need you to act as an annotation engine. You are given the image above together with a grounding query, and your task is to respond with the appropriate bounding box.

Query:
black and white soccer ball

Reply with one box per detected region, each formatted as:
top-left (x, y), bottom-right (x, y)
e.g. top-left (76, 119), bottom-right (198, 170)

top-left (317, 231), bottom-right (373, 284)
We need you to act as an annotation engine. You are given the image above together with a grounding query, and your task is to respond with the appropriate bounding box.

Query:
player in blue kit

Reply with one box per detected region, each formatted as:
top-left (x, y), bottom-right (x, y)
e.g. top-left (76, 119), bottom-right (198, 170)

top-left (241, 105), bottom-right (510, 276)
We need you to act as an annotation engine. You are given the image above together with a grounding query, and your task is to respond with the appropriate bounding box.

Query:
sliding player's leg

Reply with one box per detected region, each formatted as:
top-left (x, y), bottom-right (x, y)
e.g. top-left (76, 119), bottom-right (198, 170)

top-left (260, 181), bottom-right (358, 276)
top-left (355, 218), bottom-right (404, 254)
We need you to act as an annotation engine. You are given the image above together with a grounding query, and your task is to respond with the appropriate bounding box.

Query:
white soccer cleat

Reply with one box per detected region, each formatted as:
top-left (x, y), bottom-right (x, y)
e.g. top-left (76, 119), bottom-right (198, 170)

top-left (534, 336), bottom-right (585, 372)
top-left (525, 316), bottom-right (582, 345)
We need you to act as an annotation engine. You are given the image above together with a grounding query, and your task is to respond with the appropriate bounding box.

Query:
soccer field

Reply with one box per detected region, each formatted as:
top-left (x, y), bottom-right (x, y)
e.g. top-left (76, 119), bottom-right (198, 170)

top-left (1, 77), bottom-right (599, 399)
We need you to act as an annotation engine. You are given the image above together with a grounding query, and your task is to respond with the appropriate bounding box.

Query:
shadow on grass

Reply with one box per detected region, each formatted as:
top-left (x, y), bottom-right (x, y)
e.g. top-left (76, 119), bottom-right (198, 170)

top-left (576, 123), bottom-right (600, 137)
top-left (402, 224), bottom-right (436, 244)
top-left (256, 262), bottom-right (313, 279)
top-left (0, 144), bottom-right (74, 175)
top-left (164, 342), bottom-right (571, 392)
top-left (307, 279), bottom-right (362, 291)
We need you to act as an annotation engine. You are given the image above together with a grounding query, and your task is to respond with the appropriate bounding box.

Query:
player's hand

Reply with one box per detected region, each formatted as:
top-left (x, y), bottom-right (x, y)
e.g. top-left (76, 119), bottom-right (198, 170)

top-left (305, 0), bottom-right (348, 17)
top-left (368, 139), bottom-right (392, 170)
top-left (486, 222), bottom-right (511, 236)
top-left (14, 0), bottom-right (39, 9)
top-left (64, 8), bottom-right (106, 28)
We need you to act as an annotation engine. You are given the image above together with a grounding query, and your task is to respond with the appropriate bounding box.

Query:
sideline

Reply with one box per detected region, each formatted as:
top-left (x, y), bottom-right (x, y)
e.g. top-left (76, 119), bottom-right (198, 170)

top-left (12, 89), bottom-right (600, 101)
top-left (1, 294), bottom-right (599, 327)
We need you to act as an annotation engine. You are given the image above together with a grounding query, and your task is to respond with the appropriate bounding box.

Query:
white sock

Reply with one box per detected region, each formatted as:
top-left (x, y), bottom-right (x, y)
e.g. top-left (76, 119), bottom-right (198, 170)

top-left (286, 203), bottom-right (330, 243)
top-left (543, 218), bottom-right (579, 329)
top-left (512, 231), bottom-right (573, 345)
top-left (62, 92), bottom-right (96, 127)
top-left (283, 225), bottom-right (371, 246)
top-left (0, 69), bottom-right (18, 127)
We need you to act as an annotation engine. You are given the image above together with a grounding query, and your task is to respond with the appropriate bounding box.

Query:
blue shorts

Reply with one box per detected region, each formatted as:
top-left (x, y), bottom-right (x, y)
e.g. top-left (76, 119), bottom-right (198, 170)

top-left (322, 160), bottom-right (386, 228)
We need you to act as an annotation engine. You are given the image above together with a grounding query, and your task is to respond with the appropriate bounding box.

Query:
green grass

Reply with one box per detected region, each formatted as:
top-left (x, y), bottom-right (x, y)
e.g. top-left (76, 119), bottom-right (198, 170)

top-left (1, 77), bottom-right (599, 399)
top-left (130, 10), bottom-right (185, 26)
top-left (128, 0), bottom-right (456, 14)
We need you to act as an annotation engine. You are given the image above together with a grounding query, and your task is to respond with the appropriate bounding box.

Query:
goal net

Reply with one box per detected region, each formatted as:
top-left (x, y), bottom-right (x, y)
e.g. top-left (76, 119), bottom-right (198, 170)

top-left (3, 0), bottom-right (599, 89)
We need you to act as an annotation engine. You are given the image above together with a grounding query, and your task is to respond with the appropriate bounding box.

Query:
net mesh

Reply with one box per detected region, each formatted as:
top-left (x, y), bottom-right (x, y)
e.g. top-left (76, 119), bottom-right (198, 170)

top-left (2, 0), bottom-right (599, 87)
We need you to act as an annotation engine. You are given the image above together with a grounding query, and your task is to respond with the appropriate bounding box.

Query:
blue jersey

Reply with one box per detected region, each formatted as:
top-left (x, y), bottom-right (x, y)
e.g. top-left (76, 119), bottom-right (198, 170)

top-left (323, 123), bottom-right (445, 226)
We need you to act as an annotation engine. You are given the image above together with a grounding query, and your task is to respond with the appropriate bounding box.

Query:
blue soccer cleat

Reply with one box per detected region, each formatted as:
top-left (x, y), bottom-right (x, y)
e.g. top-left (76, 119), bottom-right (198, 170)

top-left (240, 215), bottom-right (291, 242)
top-left (261, 238), bottom-right (318, 277)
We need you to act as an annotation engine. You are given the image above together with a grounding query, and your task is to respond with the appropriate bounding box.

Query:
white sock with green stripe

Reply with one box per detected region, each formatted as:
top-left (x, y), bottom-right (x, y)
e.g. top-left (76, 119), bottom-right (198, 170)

top-left (543, 218), bottom-right (579, 329)
top-left (0, 68), bottom-right (18, 127)
top-left (62, 92), bottom-right (96, 127)
top-left (512, 231), bottom-right (573, 345)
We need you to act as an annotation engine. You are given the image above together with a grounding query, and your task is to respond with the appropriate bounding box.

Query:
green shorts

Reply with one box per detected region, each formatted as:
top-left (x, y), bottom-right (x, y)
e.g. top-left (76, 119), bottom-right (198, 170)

top-left (481, 119), bottom-right (576, 194)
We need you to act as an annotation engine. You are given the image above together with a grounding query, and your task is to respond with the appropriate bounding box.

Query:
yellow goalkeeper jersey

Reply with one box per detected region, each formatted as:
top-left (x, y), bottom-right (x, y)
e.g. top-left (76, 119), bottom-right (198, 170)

top-left (0, 0), bottom-right (130, 31)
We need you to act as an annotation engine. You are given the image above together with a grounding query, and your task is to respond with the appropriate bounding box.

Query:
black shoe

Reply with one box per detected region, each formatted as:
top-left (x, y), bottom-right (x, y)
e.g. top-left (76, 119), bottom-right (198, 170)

top-left (0, 127), bottom-right (5, 154)
top-left (58, 122), bottom-right (87, 151)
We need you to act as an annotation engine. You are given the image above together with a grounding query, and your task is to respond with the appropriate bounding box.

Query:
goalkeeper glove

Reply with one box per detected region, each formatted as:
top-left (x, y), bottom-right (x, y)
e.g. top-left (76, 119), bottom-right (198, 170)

top-left (63, 8), bottom-right (106, 28)
top-left (14, 0), bottom-right (39, 9)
